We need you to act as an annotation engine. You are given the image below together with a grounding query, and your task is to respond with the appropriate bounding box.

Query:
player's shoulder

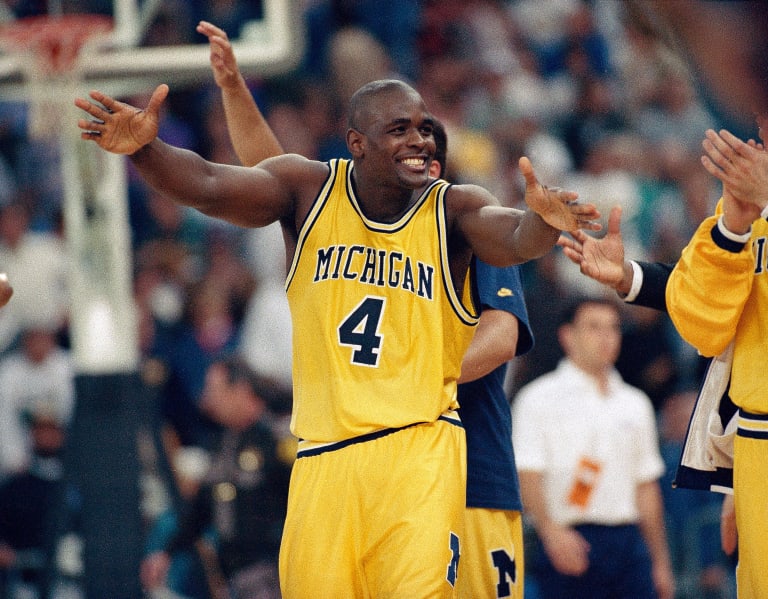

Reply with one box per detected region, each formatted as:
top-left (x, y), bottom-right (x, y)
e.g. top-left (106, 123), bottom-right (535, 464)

top-left (444, 181), bottom-right (499, 210)
top-left (259, 153), bottom-right (328, 176)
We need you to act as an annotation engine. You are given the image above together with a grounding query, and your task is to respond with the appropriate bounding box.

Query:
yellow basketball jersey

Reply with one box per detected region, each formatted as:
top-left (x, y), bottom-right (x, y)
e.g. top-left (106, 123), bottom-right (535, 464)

top-left (286, 159), bottom-right (478, 442)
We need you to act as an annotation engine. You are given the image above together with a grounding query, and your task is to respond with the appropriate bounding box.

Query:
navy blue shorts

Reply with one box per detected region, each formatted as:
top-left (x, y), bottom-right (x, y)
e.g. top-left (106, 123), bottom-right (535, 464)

top-left (528, 523), bottom-right (657, 599)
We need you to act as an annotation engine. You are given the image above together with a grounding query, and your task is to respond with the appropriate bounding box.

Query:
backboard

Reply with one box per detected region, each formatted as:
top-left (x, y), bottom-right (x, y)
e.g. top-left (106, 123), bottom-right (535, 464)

top-left (0, 0), bottom-right (302, 373)
top-left (0, 0), bottom-right (304, 99)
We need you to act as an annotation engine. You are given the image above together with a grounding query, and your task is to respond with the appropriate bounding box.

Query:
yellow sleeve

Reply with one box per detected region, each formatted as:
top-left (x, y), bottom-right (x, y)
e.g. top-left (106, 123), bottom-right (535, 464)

top-left (666, 206), bottom-right (754, 357)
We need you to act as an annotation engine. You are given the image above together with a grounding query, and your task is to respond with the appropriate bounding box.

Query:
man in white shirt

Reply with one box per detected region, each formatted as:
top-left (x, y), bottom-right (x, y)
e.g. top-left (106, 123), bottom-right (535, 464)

top-left (512, 296), bottom-right (674, 599)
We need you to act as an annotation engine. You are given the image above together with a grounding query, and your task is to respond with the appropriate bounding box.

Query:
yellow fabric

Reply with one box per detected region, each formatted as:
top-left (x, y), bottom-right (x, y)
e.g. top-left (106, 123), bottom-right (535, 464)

top-left (667, 200), bottom-right (768, 414)
top-left (286, 159), bottom-right (478, 442)
top-left (458, 508), bottom-right (524, 599)
top-left (279, 417), bottom-right (466, 598)
top-left (733, 433), bottom-right (768, 599)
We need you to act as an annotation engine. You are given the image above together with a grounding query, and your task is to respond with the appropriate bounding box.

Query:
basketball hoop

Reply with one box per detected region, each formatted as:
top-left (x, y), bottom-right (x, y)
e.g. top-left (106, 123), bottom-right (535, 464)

top-left (0, 14), bottom-right (113, 139)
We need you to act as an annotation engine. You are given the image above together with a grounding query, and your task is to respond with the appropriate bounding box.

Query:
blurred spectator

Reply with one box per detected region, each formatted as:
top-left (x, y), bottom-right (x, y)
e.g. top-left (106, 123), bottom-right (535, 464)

top-left (513, 0), bottom-right (612, 80)
top-left (658, 390), bottom-right (736, 599)
top-left (0, 325), bottom-right (74, 478)
top-left (560, 76), bottom-right (629, 171)
top-left (143, 446), bottom-right (213, 599)
top-left (326, 26), bottom-right (395, 106)
top-left (513, 296), bottom-right (674, 599)
top-left (238, 275), bottom-right (293, 396)
top-left (302, 0), bottom-right (421, 81)
top-left (630, 68), bottom-right (715, 153)
top-left (130, 186), bottom-right (211, 256)
top-left (0, 199), bottom-right (69, 354)
top-left (159, 277), bottom-right (242, 450)
top-left (141, 356), bottom-right (292, 599)
top-left (0, 406), bottom-right (81, 599)
top-left (614, 304), bottom-right (680, 411)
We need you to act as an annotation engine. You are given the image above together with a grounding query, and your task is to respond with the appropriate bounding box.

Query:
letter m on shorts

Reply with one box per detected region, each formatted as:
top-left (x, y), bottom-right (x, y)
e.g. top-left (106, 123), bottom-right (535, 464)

top-left (491, 548), bottom-right (516, 597)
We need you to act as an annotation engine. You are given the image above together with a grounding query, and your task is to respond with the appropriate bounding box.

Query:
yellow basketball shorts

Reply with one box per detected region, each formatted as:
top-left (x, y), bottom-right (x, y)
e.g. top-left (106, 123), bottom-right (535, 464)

top-left (458, 508), bottom-right (523, 599)
top-left (279, 414), bottom-right (467, 599)
top-left (733, 410), bottom-right (768, 599)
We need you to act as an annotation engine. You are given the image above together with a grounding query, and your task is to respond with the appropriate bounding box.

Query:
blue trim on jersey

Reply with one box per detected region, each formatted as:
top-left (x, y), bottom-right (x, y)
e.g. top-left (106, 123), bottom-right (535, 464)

top-left (286, 158), bottom-right (338, 293)
top-left (737, 409), bottom-right (768, 440)
top-left (710, 222), bottom-right (747, 253)
top-left (459, 259), bottom-right (533, 511)
top-left (296, 414), bottom-right (464, 458)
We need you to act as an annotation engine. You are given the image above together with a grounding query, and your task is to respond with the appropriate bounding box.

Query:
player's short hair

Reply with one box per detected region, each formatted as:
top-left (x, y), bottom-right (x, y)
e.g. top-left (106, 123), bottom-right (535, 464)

top-left (347, 79), bottom-right (420, 131)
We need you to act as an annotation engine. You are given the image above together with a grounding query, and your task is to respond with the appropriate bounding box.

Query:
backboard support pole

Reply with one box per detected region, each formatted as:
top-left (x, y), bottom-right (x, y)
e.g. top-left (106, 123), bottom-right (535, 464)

top-left (0, 2), bottom-right (301, 595)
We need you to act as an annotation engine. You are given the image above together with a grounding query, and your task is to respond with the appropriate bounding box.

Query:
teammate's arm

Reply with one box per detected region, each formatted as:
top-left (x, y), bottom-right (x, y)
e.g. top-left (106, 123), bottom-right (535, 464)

top-left (196, 20), bottom-right (283, 165)
top-left (458, 309), bottom-right (518, 384)
top-left (450, 160), bottom-right (601, 266)
top-left (558, 205), bottom-right (674, 311)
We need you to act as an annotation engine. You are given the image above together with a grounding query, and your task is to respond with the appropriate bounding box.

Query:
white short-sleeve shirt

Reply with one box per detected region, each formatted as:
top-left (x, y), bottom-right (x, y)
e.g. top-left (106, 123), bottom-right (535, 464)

top-left (512, 359), bottom-right (665, 526)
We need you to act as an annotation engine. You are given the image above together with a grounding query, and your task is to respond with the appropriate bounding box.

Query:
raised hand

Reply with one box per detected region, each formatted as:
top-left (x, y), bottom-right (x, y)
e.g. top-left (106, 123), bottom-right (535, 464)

top-left (701, 128), bottom-right (768, 211)
top-left (196, 20), bottom-right (241, 90)
top-left (75, 84), bottom-right (169, 155)
top-left (559, 205), bottom-right (630, 292)
top-left (519, 156), bottom-right (601, 233)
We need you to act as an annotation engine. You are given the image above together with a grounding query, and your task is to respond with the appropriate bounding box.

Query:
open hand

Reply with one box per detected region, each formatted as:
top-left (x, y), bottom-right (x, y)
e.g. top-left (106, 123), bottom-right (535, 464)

top-left (559, 205), bottom-right (627, 290)
top-left (701, 128), bottom-right (768, 210)
top-left (75, 84), bottom-right (169, 155)
top-left (520, 156), bottom-right (601, 233)
top-left (196, 20), bottom-right (242, 90)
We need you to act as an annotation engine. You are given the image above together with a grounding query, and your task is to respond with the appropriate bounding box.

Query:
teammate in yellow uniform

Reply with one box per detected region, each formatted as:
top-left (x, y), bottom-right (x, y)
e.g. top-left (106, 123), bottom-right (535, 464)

top-left (74, 71), bottom-right (599, 597)
top-left (666, 121), bottom-right (768, 599)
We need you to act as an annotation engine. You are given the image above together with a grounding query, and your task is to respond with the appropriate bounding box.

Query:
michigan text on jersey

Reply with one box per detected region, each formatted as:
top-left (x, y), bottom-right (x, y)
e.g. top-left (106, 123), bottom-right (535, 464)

top-left (313, 245), bottom-right (435, 300)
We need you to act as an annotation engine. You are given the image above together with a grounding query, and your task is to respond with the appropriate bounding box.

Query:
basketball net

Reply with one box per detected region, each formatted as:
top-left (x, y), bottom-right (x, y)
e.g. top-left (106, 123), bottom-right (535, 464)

top-left (0, 14), bottom-right (113, 139)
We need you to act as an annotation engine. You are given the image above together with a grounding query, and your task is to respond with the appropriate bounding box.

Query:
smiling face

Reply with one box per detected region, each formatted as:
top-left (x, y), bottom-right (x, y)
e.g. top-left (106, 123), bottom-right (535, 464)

top-left (347, 80), bottom-right (436, 192)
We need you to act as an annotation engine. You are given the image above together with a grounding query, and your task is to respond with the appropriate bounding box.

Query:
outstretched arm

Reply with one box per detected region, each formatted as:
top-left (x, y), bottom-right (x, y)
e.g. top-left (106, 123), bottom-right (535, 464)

top-left (75, 86), bottom-right (311, 229)
top-left (455, 158), bottom-right (601, 265)
top-left (197, 20), bottom-right (283, 165)
top-left (519, 157), bottom-right (601, 234)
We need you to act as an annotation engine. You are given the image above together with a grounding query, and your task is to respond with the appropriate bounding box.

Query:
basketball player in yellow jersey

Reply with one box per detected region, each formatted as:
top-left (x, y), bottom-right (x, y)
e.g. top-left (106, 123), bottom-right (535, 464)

top-left (666, 122), bottom-right (768, 599)
top-left (75, 77), bottom-right (600, 597)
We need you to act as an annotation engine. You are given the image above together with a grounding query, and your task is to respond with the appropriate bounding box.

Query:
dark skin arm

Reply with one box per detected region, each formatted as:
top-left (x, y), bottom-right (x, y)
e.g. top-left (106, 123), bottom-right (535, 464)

top-left (448, 158), bottom-right (600, 278)
top-left (76, 85), bottom-right (325, 251)
top-left (76, 86), bottom-right (600, 282)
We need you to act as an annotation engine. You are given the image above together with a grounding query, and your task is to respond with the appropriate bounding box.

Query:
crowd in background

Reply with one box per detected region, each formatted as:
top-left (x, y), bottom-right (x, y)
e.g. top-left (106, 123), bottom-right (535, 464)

top-left (0, 1), bottom-right (743, 597)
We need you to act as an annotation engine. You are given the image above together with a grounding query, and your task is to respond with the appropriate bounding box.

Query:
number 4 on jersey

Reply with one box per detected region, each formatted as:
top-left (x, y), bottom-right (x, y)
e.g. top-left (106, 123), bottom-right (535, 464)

top-left (338, 296), bottom-right (386, 367)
